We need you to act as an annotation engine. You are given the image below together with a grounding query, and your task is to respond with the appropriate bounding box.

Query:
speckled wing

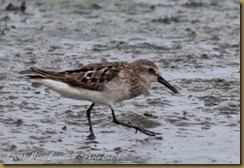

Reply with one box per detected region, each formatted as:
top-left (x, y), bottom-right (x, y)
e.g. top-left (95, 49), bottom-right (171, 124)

top-left (29, 61), bottom-right (130, 91)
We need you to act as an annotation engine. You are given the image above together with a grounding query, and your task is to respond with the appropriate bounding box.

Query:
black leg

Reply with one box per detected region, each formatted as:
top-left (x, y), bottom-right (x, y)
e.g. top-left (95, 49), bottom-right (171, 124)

top-left (111, 108), bottom-right (161, 136)
top-left (86, 103), bottom-right (95, 140)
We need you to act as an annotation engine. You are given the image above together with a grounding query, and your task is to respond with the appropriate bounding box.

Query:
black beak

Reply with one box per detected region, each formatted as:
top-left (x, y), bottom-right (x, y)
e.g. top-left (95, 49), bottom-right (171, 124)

top-left (158, 76), bottom-right (178, 93)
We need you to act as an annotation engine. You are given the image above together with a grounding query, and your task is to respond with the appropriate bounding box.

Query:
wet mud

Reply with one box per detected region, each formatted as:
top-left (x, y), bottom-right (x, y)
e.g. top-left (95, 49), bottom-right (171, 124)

top-left (0, 0), bottom-right (240, 164)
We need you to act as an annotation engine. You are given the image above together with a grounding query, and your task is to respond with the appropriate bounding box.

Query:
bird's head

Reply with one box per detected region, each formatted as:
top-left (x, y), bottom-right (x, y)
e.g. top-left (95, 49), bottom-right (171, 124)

top-left (131, 59), bottom-right (178, 93)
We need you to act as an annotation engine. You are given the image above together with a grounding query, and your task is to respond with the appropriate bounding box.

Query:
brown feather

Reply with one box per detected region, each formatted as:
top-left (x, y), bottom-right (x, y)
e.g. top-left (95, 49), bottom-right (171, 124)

top-left (30, 61), bottom-right (130, 91)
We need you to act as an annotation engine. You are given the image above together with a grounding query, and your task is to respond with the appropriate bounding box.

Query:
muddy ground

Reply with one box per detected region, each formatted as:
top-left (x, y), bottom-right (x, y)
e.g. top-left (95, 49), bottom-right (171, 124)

top-left (0, 0), bottom-right (240, 164)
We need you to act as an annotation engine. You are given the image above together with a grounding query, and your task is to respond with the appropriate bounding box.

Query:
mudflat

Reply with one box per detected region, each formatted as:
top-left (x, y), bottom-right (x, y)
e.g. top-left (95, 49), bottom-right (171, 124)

top-left (0, 0), bottom-right (240, 164)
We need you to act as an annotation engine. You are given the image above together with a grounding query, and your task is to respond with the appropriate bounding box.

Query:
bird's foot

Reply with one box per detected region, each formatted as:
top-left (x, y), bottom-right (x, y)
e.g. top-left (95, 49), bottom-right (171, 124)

top-left (113, 117), bottom-right (161, 136)
top-left (87, 133), bottom-right (96, 140)
top-left (135, 127), bottom-right (161, 136)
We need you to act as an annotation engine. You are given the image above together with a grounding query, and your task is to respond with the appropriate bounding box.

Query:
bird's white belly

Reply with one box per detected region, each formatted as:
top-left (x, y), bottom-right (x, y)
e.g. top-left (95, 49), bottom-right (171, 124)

top-left (31, 79), bottom-right (125, 106)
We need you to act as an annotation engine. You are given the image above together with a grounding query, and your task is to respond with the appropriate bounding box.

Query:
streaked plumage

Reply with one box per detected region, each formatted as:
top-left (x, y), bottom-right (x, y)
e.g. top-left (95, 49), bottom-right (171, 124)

top-left (29, 59), bottom-right (178, 139)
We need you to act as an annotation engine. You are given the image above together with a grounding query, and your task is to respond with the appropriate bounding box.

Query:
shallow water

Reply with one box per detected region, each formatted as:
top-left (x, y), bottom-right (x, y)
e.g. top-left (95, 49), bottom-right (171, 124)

top-left (0, 0), bottom-right (240, 164)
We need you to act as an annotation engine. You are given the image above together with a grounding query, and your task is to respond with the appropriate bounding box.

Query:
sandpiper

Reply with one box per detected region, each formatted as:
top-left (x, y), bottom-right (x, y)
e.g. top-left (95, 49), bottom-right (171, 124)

top-left (29, 59), bottom-right (178, 139)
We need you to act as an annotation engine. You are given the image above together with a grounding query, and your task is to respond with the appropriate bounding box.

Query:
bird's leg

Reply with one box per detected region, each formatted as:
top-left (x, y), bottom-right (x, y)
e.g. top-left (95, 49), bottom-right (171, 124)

top-left (111, 108), bottom-right (161, 136)
top-left (86, 103), bottom-right (96, 140)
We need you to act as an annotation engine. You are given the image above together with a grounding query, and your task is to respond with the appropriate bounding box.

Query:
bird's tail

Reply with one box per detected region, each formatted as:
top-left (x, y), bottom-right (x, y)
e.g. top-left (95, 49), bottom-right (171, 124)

top-left (28, 67), bottom-right (50, 83)
top-left (28, 67), bottom-right (66, 83)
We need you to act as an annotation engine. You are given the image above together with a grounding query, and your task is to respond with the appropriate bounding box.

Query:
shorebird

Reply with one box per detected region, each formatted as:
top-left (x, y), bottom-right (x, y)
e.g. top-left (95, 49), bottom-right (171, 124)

top-left (29, 59), bottom-right (178, 139)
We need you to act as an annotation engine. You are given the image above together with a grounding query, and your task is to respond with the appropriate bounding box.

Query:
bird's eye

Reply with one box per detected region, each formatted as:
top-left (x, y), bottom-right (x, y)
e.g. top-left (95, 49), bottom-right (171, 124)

top-left (148, 68), bottom-right (154, 73)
